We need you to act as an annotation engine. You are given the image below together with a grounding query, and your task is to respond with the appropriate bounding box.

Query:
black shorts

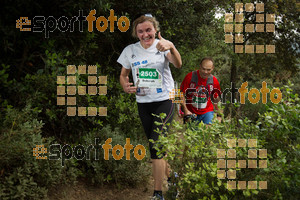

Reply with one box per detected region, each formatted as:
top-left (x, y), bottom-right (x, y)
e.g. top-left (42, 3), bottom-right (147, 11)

top-left (137, 99), bottom-right (174, 159)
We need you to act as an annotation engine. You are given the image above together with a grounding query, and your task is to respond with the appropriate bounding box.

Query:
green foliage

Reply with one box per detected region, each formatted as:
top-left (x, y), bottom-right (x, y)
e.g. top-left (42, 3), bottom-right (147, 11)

top-left (0, 64), bottom-right (13, 88)
top-left (0, 63), bottom-right (150, 198)
top-left (1, 0), bottom-right (299, 198)
top-left (81, 126), bottom-right (151, 187)
top-left (154, 84), bottom-right (299, 199)
top-left (0, 105), bottom-right (79, 200)
top-left (104, 76), bottom-right (145, 139)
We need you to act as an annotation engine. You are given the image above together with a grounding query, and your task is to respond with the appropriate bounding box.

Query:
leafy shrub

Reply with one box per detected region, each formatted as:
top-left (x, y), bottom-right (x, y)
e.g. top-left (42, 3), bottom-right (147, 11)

top-left (155, 84), bottom-right (299, 200)
top-left (1, 59), bottom-right (152, 195)
top-left (0, 104), bottom-right (79, 199)
top-left (81, 125), bottom-right (151, 187)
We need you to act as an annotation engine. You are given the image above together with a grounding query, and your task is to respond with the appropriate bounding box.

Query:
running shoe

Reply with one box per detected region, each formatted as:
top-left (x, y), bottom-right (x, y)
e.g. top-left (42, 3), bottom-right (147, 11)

top-left (167, 172), bottom-right (179, 199)
top-left (151, 193), bottom-right (165, 200)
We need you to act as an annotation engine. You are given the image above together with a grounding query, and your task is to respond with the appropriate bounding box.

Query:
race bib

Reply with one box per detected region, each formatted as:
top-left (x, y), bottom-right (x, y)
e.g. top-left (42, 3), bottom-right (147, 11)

top-left (136, 68), bottom-right (162, 88)
top-left (192, 94), bottom-right (208, 109)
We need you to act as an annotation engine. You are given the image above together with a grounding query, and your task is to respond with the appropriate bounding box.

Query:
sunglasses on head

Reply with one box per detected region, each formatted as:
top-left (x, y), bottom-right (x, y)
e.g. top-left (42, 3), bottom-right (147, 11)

top-left (133, 13), bottom-right (153, 22)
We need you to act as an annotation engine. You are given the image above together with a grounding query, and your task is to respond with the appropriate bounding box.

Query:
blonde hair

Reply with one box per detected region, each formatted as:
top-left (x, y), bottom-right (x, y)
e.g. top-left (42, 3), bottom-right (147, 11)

top-left (132, 16), bottom-right (160, 38)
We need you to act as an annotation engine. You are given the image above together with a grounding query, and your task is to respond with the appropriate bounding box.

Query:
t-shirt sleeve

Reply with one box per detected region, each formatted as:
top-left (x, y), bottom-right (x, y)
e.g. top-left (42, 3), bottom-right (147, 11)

top-left (117, 46), bottom-right (131, 69)
top-left (164, 50), bottom-right (171, 57)
top-left (180, 72), bottom-right (191, 94)
top-left (213, 76), bottom-right (221, 99)
top-left (180, 76), bottom-right (186, 92)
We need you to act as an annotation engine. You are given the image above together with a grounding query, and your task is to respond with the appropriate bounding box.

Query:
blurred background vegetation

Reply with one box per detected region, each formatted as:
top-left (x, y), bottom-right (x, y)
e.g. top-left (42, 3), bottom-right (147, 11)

top-left (0, 0), bottom-right (299, 199)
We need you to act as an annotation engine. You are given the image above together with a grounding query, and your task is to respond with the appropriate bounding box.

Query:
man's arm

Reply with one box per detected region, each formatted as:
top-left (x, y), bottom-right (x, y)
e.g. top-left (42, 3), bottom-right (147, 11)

top-left (181, 94), bottom-right (193, 116)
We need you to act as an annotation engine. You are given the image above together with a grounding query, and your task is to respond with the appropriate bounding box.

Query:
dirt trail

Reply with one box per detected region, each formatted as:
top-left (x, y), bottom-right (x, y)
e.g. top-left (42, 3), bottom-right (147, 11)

top-left (48, 176), bottom-right (169, 200)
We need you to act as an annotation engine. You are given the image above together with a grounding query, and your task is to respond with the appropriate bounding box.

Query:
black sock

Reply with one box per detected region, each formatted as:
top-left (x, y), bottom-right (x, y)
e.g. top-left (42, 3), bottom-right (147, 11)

top-left (153, 190), bottom-right (163, 196)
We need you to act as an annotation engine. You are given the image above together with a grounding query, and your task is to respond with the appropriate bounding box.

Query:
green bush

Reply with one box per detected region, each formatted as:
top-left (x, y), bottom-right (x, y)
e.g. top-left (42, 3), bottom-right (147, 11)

top-left (155, 84), bottom-right (299, 200)
top-left (0, 60), bottom-right (152, 196)
top-left (81, 125), bottom-right (151, 187)
top-left (0, 104), bottom-right (79, 199)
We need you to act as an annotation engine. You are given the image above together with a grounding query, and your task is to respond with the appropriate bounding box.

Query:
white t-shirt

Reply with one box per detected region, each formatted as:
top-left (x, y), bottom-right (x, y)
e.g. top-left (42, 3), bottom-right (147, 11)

top-left (117, 39), bottom-right (175, 103)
